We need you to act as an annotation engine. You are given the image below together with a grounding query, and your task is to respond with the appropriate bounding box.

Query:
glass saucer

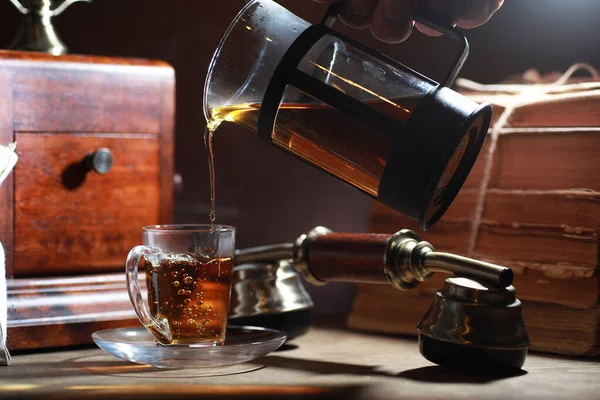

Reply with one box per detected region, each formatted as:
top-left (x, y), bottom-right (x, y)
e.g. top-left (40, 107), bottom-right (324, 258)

top-left (92, 325), bottom-right (286, 373)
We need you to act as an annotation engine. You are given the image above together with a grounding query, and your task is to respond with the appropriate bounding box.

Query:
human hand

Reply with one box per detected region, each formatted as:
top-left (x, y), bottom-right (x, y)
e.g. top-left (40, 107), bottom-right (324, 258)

top-left (314, 0), bottom-right (504, 43)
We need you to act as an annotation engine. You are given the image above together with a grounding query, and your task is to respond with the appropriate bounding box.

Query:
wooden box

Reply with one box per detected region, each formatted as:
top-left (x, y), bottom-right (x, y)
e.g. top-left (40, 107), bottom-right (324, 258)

top-left (0, 50), bottom-right (174, 350)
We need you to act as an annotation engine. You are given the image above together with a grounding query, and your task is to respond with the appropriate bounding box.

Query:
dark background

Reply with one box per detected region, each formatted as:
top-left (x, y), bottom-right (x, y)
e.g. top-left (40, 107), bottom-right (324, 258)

top-left (2, 0), bottom-right (599, 313)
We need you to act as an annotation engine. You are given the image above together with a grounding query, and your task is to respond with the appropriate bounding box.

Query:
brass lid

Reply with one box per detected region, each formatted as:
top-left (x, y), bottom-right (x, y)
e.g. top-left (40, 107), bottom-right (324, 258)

top-left (442, 277), bottom-right (516, 305)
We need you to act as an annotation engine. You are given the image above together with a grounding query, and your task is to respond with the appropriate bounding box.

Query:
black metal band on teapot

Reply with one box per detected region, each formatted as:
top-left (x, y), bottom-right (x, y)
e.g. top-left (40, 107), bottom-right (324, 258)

top-left (256, 5), bottom-right (492, 231)
top-left (256, 24), bottom-right (328, 141)
top-left (256, 25), bottom-right (409, 141)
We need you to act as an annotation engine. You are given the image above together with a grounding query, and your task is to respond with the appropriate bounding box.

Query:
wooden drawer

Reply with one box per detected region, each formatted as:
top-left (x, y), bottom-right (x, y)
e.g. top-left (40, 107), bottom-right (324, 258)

top-left (14, 133), bottom-right (160, 277)
top-left (0, 50), bottom-right (174, 278)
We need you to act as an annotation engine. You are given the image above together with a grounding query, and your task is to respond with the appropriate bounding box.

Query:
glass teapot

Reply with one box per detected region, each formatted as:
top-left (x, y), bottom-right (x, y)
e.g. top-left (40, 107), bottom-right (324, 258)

top-left (203, 0), bottom-right (492, 230)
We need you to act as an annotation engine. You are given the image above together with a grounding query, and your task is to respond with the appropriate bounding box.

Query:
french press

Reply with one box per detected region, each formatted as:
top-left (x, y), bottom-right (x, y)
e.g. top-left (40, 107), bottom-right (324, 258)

top-left (204, 0), bottom-right (492, 230)
top-left (205, 1), bottom-right (530, 370)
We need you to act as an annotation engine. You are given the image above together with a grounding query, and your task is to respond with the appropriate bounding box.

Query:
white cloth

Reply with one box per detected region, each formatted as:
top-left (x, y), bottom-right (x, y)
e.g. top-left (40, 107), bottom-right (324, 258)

top-left (1, 142), bottom-right (16, 366)
top-left (0, 242), bottom-right (9, 365)
top-left (0, 142), bottom-right (17, 187)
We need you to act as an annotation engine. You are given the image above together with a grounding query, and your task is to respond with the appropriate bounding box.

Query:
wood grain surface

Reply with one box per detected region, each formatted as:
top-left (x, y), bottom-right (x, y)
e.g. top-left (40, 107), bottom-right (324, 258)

top-left (14, 133), bottom-right (160, 276)
top-left (158, 77), bottom-right (175, 224)
top-left (308, 233), bottom-right (391, 284)
top-left (3, 49), bottom-right (173, 134)
top-left (4, 323), bottom-right (600, 399)
top-left (7, 273), bottom-right (143, 350)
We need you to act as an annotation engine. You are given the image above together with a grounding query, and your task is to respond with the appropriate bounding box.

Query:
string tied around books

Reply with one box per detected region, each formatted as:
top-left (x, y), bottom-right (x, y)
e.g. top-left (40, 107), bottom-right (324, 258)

top-left (455, 63), bottom-right (600, 258)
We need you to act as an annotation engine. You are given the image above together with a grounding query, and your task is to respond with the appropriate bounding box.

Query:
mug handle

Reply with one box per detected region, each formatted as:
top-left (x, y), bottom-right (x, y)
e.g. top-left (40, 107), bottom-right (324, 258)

top-left (321, 0), bottom-right (469, 88)
top-left (125, 245), bottom-right (172, 344)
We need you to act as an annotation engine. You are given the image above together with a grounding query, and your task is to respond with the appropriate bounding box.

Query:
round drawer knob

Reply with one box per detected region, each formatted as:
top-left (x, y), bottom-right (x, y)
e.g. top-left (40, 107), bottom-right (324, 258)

top-left (84, 148), bottom-right (114, 174)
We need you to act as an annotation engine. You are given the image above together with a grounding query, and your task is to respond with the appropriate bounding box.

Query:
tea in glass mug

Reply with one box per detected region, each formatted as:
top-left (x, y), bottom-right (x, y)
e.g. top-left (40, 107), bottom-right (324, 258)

top-left (126, 225), bottom-right (235, 346)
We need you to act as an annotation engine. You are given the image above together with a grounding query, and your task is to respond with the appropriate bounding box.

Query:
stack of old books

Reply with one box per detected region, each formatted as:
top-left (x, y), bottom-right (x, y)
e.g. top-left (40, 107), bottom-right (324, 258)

top-left (347, 67), bottom-right (600, 357)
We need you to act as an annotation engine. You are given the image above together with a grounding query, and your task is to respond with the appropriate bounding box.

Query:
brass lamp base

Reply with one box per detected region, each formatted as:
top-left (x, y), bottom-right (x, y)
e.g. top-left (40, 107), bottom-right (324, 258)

top-left (8, 0), bottom-right (91, 55)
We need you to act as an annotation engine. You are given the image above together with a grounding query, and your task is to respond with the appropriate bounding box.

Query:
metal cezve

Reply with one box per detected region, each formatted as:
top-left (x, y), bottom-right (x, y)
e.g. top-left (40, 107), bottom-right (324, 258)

top-left (232, 226), bottom-right (530, 370)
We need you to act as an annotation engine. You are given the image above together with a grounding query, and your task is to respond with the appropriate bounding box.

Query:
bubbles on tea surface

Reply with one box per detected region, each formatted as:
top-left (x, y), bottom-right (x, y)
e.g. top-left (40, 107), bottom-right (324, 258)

top-left (183, 308), bottom-right (192, 315)
top-left (173, 281), bottom-right (180, 287)
top-left (184, 298), bottom-right (191, 305)
top-left (177, 289), bottom-right (186, 296)
top-left (184, 276), bottom-right (193, 285)
top-left (162, 253), bottom-right (199, 267)
top-left (144, 252), bottom-right (163, 270)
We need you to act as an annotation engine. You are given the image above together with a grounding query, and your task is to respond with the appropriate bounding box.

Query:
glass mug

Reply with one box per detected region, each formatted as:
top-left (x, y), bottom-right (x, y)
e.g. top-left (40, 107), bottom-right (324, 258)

top-left (204, 0), bottom-right (491, 231)
top-left (126, 225), bottom-right (236, 346)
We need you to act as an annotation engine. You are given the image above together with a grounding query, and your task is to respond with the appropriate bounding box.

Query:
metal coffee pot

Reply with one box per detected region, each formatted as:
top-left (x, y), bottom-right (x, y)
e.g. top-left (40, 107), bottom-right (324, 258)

top-left (230, 226), bottom-right (530, 370)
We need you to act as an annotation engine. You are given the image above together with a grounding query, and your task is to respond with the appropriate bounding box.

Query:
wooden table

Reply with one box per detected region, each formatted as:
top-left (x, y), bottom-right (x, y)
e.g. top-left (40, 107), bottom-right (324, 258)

top-left (1, 325), bottom-right (599, 399)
